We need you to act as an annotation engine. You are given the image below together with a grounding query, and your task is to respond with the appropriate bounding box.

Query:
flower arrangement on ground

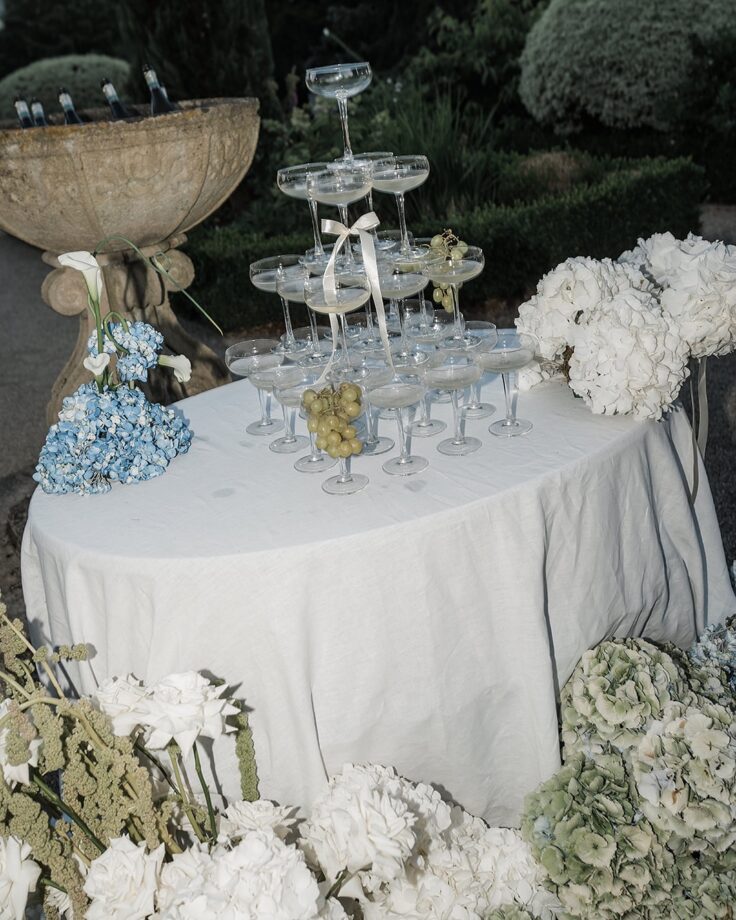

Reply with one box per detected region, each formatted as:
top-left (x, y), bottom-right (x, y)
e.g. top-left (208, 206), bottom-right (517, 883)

top-left (34, 250), bottom-right (193, 495)
top-left (515, 233), bottom-right (736, 420)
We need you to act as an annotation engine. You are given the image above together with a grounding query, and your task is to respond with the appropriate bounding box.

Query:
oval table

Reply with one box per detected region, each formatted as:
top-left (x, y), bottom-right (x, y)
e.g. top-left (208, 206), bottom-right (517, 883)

top-left (21, 375), bottom-right (736, 826)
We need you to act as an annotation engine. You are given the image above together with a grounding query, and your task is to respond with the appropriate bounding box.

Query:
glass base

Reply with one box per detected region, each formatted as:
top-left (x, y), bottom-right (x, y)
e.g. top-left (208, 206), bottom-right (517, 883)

top-left (271, 339), bottom-right (309, 357)
top-left (410, 418), bottom-right (447, 438)
top-left (464, 402), bottom-right (496, 420)
top-left (441, 333), bottom-right (481, 351)
top-left (433, 389), bottom-right (452, 403)
top-left (437, 435), bottom-right (482, 456)
top-left (246, 418), bottom-right (283, 436)
top-left (298, 351), bottom-right (331, 368)
top-left (322, 472), bottom-right (369, 495)
top-left (294, 453), bottom-right (338, 473)
top-left (490, 418), bottom-right (533, 438)
top-left (326, 364), bottom-right (369, 384)
top-left (269, 434), bottom-right (310, 454)
top-left (382, 454), bottom-right (429, 476)
top-left (362, 436), bottom-right (395, 455)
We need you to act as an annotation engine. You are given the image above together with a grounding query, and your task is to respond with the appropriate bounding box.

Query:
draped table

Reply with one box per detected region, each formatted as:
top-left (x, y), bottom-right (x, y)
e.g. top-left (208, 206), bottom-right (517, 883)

top-left (21, 375), bottom-right (736, 825)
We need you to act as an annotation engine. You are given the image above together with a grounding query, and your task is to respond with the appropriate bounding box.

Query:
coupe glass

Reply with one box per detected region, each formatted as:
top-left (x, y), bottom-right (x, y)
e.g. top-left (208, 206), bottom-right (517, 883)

top-left (464, 321), bottom-right (498, 419)
top-left (408, 350), bottom-right (448, 438)
top-left (250, 255), bottom-right (309, 355)
top-left (346, 150), bottom-right (396, 250)
top-left (305, 62), bottom-right (372, 160)
top-left (250, 366), bottom-right (307, 452)
top-left (276, 376), bottom-right (337, 470)
top-left (224, 339), bottom-right (284, 436)
top-left (424, 245), bottom-right (485, 348)
top-left (277, 162), bottom-right (328, 263)
top-left (424, 354), bottom-right (482, 455)
top-left (321, 384), bottom-right (369, 495)
top-left (304, 271), bottom-right (371, 382)
top-left (371, 155), bottom-right (430, 258)
top-left (369, 373), bottom-right (428, 476)
top-left (361, 364), bottom-right (395, 455)
top-left (476, 332), bottom-right (537, 437)
top-left (275, 265), bottom-right (331, 367)
top-left (307, 163), bottom-right (373, 268)
top-left (378, 265), bottom-right (428, 358)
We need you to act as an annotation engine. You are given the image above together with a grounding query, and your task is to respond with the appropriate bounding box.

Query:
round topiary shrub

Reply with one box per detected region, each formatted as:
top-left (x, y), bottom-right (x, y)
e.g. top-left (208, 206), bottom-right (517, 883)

top-left (0, 54), bottom-right (131, 123)
top-left (519, 0), bottom-right (736, 134)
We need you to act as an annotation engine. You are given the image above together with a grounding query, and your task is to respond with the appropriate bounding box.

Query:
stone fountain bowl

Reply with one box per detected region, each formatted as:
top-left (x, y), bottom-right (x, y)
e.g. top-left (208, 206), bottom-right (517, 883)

top-left (0, 98), bottom-right (259, 253)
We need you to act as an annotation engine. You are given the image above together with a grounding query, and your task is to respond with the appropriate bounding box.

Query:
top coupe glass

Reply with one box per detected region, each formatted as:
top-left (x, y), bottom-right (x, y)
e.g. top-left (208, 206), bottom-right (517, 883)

top-left (305, 62), bottom-right (372, 160)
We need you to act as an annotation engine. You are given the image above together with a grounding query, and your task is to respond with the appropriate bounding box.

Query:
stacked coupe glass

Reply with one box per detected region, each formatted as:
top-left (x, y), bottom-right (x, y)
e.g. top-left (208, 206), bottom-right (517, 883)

top-left (225, 62), bottom-right (538, 495)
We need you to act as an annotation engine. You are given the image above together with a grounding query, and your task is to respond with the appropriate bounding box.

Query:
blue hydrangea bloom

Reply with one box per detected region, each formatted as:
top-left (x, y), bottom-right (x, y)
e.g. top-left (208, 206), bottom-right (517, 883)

top-left (34, 383), bottom-right (192, 495)
top-left (87, 321), bottom-right (164, 384)
top-left (689, 616), bottom-right (736, 694)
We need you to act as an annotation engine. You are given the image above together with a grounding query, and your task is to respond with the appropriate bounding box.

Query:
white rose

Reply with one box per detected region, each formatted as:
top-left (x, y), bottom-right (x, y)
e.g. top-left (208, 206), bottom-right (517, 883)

top-left (93, 675), bottom-right (149, 737)
top-left (58, 250), bottom-right (103, 304)
top-left (0, 836), bottom-right (41, 920)
top-left (84, 836), bottom-right (164, 920)
top-left (140, 671), bottom-right (239, 759)
top-left (219, 799), bottom-right (300, 843)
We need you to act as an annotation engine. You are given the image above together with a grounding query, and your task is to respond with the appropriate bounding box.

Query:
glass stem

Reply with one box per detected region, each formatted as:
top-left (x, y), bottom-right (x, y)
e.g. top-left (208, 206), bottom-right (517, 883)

top-left (468, 381), bottom-right (481, 410)
top-left (280, 295), bottom-right (296, 347)
top-left (338, 313), bottom-right (352, 368)
top-left (283, 407), bottom-right (296, 443)
top-left (257, 388), bottom-right (269, 425)
top-left (451, 390), bottom-right (464, 444)
top-left (308, 198), bottom-right (324, 256)
top-left (395, 408), bottom-right (408, 461)
top-left (307, 308), bottom-right (319, 350)
top-left (451, 285), bottom-right (464, 339)
top-left (396, 192), bottom-right (409, 254)
top-left (398, 299), bottom-right (408, 353)
top-left (420, 391), bottom-right (431, 424)
top-left (336, 95), bottom-right (352, 159)
top-left (364, 302), bottom-right (375, 337)
top-left (338, 205), bottom-right (355, 266)
top-left (364, 401), bottom-right (377, 446)
top-left (502, 372), bottom-right (516, 425)
top-left (309, 430), bottom-right (320, 461)
top-left (339, 456), bottom-right (353, 484)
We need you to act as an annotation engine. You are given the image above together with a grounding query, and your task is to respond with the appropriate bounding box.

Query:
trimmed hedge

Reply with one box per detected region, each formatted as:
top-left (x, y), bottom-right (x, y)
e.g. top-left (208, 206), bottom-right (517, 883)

top-left (180, 156), bottom-right (705, 332)
top-left (0, 54), bottom-right (131, 121)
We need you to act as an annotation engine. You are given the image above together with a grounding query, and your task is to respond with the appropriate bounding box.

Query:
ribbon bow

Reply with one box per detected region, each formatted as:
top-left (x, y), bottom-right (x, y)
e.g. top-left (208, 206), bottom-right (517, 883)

top-left (318, 212), bottom-right (394, 382)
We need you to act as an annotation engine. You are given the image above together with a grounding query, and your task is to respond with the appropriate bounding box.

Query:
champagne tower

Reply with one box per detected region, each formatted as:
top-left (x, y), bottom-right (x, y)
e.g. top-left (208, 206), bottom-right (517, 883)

top-left (0, 98), bottom-right (260, 421)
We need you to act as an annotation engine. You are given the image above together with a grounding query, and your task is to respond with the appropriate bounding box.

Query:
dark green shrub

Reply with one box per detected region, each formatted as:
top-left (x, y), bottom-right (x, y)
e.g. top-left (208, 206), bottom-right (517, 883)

top-left (181, 156), bottom-right (705, 332)
top-left (0, 0), bottom-right (123, 78)
top-left (0, 54), bottom-right (130, 120)
top-left (519, 0), bottom-right (736, 134)
top-left (115, 0), bottom-right (280, 116)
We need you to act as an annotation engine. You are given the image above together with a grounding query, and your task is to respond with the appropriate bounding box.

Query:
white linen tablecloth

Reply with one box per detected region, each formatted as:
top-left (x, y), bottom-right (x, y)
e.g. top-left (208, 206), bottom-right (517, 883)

top-left (21, 376), bottom-right (736, 825)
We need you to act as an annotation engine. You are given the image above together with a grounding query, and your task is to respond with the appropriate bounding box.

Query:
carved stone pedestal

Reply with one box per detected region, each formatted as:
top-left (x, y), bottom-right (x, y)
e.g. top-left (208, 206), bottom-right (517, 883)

top-left (41, 235), bottom-right (229, 424)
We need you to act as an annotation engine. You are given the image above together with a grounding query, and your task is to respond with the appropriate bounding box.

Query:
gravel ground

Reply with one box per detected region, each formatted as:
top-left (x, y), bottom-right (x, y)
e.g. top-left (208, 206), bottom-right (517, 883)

top-left (1, 211), bottom-right (734, 620)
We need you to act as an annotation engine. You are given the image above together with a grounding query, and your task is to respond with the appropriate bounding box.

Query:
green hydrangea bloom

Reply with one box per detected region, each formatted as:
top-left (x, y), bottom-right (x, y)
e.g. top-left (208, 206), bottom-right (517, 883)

top-left (560, 639), bottom-right (691, 756)
top-left (485, 906), bottom-right (535, 920)
top-left (521, 751), bottom-right (676, 917)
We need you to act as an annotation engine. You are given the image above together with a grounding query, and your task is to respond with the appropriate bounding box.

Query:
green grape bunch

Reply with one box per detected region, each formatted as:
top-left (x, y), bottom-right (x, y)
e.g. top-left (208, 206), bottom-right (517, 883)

top-left (301, 383), bottom-right (364, 460)
top-left (430, 229), bottom-right (469, 313)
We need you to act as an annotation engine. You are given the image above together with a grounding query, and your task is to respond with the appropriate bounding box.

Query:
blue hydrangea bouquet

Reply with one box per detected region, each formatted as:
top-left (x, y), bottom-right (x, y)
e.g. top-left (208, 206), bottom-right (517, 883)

top-left (35, 250), bottom-right (193, 495)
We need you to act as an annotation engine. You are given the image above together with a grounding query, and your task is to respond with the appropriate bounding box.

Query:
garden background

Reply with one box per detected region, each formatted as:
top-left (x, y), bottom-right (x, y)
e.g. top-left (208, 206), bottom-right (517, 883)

top-left (0, 0), bottom-right (734, 609)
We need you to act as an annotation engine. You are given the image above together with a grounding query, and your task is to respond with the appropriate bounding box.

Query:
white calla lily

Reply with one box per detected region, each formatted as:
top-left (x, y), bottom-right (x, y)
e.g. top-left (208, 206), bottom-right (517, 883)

top-left (158, 353), bottom-right (192, 383)
top-left (58, 250), bottom-right (103, 304)
top-left (83, 353), bottom-right (111, 377)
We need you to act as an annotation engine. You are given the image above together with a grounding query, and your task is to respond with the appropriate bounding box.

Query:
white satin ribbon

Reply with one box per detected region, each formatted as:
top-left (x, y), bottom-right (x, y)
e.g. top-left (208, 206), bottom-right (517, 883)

top-left (317, 212), bottom-right (394, 383)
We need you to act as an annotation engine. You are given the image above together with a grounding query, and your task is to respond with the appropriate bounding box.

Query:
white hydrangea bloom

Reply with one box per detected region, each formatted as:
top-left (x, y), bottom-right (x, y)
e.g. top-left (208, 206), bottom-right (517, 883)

top-left (84, 836), bottom-right (164, 920)
top-left (157, 829), bottom-right (323, 920)
top-left (620, 232), bottom-right (736, 358)
top-left (93, 674), bottom-right (149, 737)
top-left (516, 257), bottom-right (650, 362)
top-left (567, 288), bottom-right (689, 419)
top-left (300, 763), bottom-right (417, 894)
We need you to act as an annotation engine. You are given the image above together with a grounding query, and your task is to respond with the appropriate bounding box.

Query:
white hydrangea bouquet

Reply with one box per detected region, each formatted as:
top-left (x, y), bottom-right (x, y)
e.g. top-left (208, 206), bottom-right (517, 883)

top-left (515, 232), bottom-right (736, 422)
top-left (0, 592), bottom-right (559, 920)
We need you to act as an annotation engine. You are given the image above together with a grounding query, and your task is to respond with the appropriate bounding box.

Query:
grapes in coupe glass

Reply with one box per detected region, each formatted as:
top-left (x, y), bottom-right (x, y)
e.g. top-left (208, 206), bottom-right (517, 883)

top-left (305, 62), bottom-right (372, 160)
top-left (476, 332), bottom-right (537, 438)
top-left (425, 236), bottom-right (485, 349)
top-left (303, 382), bottom-right (368, 495)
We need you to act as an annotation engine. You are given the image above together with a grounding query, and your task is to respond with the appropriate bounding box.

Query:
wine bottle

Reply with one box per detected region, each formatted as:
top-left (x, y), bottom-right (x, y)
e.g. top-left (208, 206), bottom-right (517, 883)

top-left (58, 88), bottom-right (83, 125)
top-left (101, 77), bottom-right (133, 120)
top-left (30, 99), bottom-right (49, 127)
top-left (142, 64), bottom-right (177, 115)
top-left (13, 98), bottom-right (33, 128)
